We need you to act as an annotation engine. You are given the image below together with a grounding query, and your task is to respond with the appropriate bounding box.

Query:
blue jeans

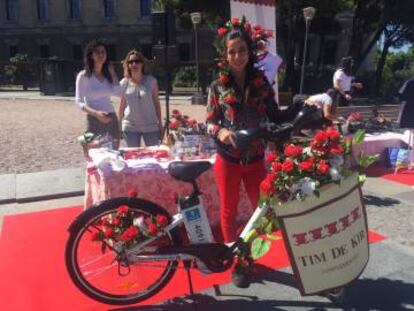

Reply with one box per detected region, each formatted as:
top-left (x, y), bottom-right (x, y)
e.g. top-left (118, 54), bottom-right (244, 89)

top-left (123, 130), bottom-right (160, 147)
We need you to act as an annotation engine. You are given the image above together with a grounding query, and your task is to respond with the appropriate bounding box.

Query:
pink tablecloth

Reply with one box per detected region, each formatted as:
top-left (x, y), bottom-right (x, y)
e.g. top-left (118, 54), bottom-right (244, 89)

top-left (351, 131), bottom-right (408, 164)
top-left (84, 167), bottom-right (253, 226)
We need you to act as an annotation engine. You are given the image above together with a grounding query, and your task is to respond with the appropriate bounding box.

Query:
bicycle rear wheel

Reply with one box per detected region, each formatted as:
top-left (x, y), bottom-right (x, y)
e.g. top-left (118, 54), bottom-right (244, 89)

top-left (65, 198), bottom-right (180, 305)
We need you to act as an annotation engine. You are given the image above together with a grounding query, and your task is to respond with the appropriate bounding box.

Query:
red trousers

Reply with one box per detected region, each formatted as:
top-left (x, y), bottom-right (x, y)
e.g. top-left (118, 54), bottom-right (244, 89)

top-left (214, 154), bottom-right (267, 243)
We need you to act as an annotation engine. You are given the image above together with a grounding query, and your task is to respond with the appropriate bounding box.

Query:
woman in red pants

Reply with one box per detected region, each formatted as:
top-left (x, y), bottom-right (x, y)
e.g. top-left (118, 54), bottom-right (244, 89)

top-left (206, 18), bottom-right (280, 243)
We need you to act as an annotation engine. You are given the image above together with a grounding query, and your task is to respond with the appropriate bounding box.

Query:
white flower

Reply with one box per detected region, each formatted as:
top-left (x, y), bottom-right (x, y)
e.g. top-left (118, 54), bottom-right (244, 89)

top-left (298, 177), bottom-right (316, 196)
top-left (303, 146), bottom-right (312, 156)
top-left (329, 155), bottom-right (344, 169)
top-left (133, 216), bottom-right (146, 230)
top-left (329, 167), bottom-right (342, 181)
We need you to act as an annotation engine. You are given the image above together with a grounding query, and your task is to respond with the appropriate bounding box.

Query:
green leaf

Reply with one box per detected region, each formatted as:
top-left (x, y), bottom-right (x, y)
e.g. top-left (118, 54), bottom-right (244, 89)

top-left (358, 174), bottom-right (367, 184)
top-left (253, 216), bottom-right (269, 230)
top-left (251, 237), bottom-right (271, 260)
top-left (358, 154), bottom-right (379, 168)
top-left (352, 130), bottom-right (366, 145)
top-left (265, 233), bottom-right (281, 240)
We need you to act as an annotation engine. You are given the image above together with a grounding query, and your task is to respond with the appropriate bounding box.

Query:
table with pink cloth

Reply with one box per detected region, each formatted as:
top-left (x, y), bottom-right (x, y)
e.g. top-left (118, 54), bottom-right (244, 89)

top-left (351, 131), bottom-right (410, 164)
top-left (84, 164), bottom-right (254, 226)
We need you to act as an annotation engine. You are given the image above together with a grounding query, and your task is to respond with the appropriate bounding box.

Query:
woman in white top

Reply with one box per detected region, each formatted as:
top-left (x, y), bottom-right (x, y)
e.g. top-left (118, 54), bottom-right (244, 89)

top-left (75, 39), bottom-right (122, 149)
top-left (333, 57), bottom-right (363, 106)
top-left (305, 88), bottom-right (338, 123)
top-left (118, 50), bottom-right (162, 147)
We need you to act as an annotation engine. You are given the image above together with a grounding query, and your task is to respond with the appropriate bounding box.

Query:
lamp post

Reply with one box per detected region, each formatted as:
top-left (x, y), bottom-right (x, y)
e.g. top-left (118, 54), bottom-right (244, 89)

top-left (299, 6), bottom-right (316, 94)
top-left (190, 12), bottom-right (203, 105)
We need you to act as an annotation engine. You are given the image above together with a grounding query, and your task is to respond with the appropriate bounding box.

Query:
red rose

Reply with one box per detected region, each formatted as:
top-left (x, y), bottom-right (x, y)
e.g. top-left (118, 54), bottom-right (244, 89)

top-left (266, 152), bottom-right (278, 164)
top-left (257, 41), bottom-right (266, 51)
top-left (117, 205), bottom-right (129, 215)
top-left (253, 24), bottom-right (262, 31)
top-left (217, 27), bottom-right (227, 37)
top-left (225, 106), bottom-right (236, 120)
top-left (209, 95), bottom-right (219, 107)
top-left (148, 223), bottom-right (159, 236)
top-left (121, 226), bottom-right (139, 241)
top-left (104, 227), bottom-right (114, 238)
top-left (330, 145), bottom-right (344, 155)
top-left (284, 144), bottom-right (303, 157)
top-left (271, 161), bottom-right (282, 172)
top-left (156, 215), bottom-right (168, 228)
top-left (260, 180), bottom-right (274, 196)
top-left (206, 110), bottom-right (215, 121)
top-left (172, 109), bottom-right (180, 116)
top-left (326, 127), bottom-right (340, 141)
top-left (299, 160), bottom-right (314, 172)
top-left (245, 22), bottom-right (252, 33)
top-left (112, 217), bottom-right (120, 226)
top-left (169, 120), bottom-right (181, 129)
top-left (253, 77), bottom-right (264, 88)
top-left (314, 130), bottom-right (329, 143)
top-left (219, 74), bottom-right (230, 84)
top-left (231, 18), bottom-right (239, 25)
top-left (224, 95), bottom-right (237, 105)
top-left (317, 160), bottom-right (329, 174)
top-left (282, 160), bottom-right (294, 172)
top-left (216, 61), bottom-right (225, 69)
top-left (265, 173), bottom-right (276, 183)
top-left (127, 189), bottom-right (138, 197)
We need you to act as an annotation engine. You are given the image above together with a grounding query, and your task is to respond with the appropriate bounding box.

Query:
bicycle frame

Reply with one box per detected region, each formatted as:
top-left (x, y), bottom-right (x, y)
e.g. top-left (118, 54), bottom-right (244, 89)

top-left (124, 187), bottom-right (270, 271)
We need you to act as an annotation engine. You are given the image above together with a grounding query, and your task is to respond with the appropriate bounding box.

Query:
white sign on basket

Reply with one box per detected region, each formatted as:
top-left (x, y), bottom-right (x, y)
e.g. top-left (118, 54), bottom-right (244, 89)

top-left (273, 174), bottom-right (369, 295)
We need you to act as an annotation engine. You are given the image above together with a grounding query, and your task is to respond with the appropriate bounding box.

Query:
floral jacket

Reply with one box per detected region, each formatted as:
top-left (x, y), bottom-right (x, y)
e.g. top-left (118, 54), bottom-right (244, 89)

top-left (206, 69), bottom-right (280, 161)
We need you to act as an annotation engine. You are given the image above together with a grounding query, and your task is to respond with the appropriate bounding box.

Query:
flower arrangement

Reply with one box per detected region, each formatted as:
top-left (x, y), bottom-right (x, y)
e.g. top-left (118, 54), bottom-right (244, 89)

top-left (259, 126), bottom-right (350, 206)
top-left (91, 206), bottom-right (169, 251)
top-left (91, 191), bottom-right (169, 253)
top-left (168, 109), bottom-right (198, 134)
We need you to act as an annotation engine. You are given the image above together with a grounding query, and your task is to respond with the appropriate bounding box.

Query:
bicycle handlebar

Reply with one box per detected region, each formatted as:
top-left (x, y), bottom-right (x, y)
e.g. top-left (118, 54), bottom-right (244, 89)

top-left (234, 105), bottom-right (323, 151)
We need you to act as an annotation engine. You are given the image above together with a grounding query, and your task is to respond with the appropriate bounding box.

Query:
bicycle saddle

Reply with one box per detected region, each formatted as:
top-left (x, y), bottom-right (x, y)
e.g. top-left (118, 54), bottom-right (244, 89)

top-left (168, 161), bottom-right (212, 182)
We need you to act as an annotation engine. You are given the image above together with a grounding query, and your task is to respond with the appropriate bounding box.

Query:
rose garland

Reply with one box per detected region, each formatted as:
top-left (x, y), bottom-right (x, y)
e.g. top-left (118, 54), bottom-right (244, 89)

top-left (213, 17), bottom-right (274, 112)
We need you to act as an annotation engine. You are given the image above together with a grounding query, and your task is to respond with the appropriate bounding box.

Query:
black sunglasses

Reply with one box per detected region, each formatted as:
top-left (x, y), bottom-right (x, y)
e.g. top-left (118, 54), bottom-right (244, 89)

top-left (127, 59), bottom-right (143, 64)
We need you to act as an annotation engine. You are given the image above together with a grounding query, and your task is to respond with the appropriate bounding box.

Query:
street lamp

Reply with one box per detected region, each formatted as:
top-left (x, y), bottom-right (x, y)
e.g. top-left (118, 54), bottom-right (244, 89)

top-left (190, 12), bottom-right (204, 105)
top-left (299, 6), bottom-right (316, 94)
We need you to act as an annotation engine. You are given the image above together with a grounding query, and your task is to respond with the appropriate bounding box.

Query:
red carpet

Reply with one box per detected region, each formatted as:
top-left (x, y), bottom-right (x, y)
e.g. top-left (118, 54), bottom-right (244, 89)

top-left (0, 206), bottom-right (385, 311)
top-left (365, 165), bottom-right (414, 186)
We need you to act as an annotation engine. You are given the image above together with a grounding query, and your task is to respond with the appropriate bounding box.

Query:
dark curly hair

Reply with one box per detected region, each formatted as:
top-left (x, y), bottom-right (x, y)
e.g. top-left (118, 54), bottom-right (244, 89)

top-left (221, 27), bottom-right (256, 78)
top-left (83, 39), bottom-right (113, 83)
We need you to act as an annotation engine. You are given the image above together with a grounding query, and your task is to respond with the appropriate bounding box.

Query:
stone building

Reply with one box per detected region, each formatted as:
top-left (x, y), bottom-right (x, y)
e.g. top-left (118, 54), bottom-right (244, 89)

top-left (0, 0), bottom-right (212, 62)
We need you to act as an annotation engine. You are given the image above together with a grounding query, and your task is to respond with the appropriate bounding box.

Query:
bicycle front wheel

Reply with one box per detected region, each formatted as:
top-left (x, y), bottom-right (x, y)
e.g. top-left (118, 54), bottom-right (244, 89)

top-left (65, 197), bottom-right (180, 305)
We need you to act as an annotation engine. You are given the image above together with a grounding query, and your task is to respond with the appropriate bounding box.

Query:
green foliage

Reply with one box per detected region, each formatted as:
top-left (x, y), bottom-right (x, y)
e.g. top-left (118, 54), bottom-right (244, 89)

top-left (159, 0), bottom-right (229, 29)
top-left (173, 66), bottom-right (196, 87)
top-left (380, 48), bottom-right (414, 97)
top-left (251, 237), bottom-right (271, 260)
top-left (4, 54), bottom-right (36, 89)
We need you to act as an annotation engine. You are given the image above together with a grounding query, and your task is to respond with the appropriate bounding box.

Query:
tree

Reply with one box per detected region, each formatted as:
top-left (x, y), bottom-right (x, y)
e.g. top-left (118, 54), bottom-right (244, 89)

top-left (276, 0), bottom-right (349, 92)
top-left (154, 0), bottom-right (229, 29)
top-left (372, 0), bottom-right (414, 95)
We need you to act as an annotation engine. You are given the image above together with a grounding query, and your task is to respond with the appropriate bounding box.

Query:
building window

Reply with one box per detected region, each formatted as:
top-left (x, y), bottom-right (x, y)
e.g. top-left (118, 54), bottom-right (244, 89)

top-left (9, 45), bottom-right (18, 58)
top-left (179, 43), bottom-right (191, 61)
top-left (141, 44), bottom-right (152, 59)
top-left (104, 0), bottom-right (115, 18)
top-left (323, 40), bottom-right (337, 65)
top-left (72, 44), bottom-right (82, 60)
top-left (40, 45), bottom-right (50, 58)
top-left (37, 0), bottom-right (47, 20)
top-left (69, 0), bottom-right (80, 19)
top-left (106, 44), bottom-right (116, 61)
top-left (140, 0), bottom-right (151, 17)
top-left (5, 0), bottom-right (18, 21)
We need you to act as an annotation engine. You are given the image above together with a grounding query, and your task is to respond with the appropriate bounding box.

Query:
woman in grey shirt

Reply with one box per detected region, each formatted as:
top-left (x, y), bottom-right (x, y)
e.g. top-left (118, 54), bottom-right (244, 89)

top-left (118, 50), bottom-right (162, 147)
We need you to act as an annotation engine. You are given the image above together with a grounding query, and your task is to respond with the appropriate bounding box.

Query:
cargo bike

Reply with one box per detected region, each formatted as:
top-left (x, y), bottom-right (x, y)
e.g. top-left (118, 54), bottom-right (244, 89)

top-left (65, 106), bottom-right (369, 305)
